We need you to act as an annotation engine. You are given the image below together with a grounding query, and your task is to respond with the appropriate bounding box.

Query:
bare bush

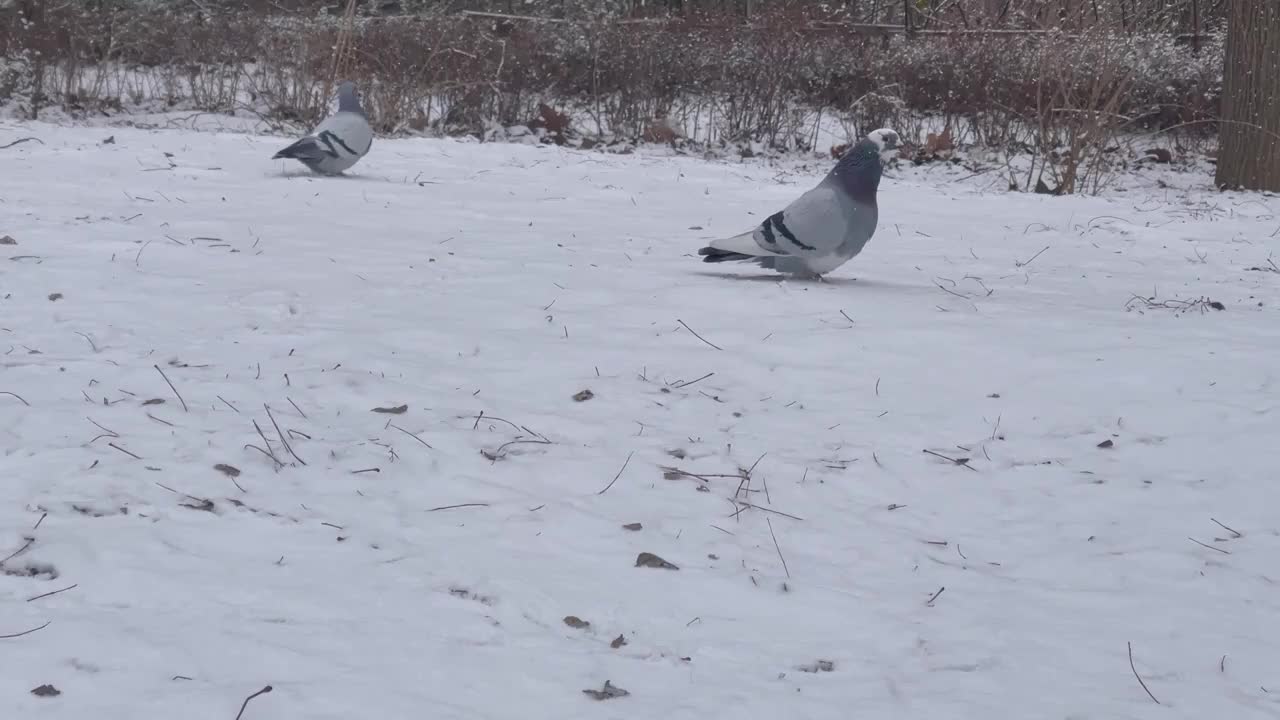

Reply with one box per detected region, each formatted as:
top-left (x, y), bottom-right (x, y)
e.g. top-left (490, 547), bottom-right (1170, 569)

top-left (0, 2), bottom-right (1225, 194)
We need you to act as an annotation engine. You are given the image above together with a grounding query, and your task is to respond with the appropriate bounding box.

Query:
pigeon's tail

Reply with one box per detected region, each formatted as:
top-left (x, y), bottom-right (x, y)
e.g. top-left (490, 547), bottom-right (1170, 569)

top-left (699, 229), bottom-right (783, 261)
top-left (272, 137), bottom-right (324, 162)
top-left (698, 246), bottom-right (777, 269)
top-left (698, 246), bottom-right (748, 263)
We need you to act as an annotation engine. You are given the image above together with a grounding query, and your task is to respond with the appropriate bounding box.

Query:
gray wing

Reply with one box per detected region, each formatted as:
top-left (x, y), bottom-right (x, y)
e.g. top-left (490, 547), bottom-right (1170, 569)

top-left (272, 135), bottom-right (327, 163)
top-left (751, 181), bottom-right (848, 257)
top-left (311, 112), bottom-right (373, 159)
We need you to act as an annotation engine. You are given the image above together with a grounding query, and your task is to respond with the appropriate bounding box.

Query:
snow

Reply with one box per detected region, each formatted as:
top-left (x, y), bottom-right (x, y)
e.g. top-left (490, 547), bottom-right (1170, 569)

top-left (2, 120), bottom-right (1279, 719)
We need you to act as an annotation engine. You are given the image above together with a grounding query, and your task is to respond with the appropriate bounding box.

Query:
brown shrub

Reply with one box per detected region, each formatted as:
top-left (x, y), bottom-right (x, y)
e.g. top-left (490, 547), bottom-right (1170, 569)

top-left (0, 3), bottom-right (1223, 163)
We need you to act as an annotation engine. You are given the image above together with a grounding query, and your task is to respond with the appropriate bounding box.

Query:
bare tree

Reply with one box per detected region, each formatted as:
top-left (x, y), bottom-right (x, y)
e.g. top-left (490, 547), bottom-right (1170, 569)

top-left (1215, 0), bottom-right (1280, 191)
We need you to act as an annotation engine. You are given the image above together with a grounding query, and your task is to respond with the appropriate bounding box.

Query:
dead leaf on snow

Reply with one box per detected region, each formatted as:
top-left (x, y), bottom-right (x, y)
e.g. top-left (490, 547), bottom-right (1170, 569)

top-left (635, 552), bottom-right (678, 570)
top-left (214, 463), bottom-right (241, 477)
top-left (582, 680), bottom-right (629, 700)
top-left (180, 498), bottom-right (215, 513)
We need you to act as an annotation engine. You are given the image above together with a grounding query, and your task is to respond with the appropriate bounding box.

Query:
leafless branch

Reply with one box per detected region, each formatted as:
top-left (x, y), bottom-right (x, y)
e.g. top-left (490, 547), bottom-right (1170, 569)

top-left (1, 391), bottom-right (30, 406)
top-left (154, 364), bottom-right (188, 412)
top-left (265, 405), bottom-right (306, 465)
top-left (1128, 642), bottom-right (1160, 704)
top-left (597, 451), bottom-right (635, 495)
top-left (676, 319), bottom-right (723, 351)
top-left (0, 620), bottom-right (50, 639)
top-left (766, 517), bottom-right (790, 578)
top-left (234, 685), bottom-right (273, 720)
top-left (0, 137), bottom-right (43, 149)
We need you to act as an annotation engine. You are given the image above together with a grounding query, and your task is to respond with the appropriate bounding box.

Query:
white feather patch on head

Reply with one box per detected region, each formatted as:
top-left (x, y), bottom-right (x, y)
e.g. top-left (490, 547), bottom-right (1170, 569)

top-left (867, 128), bottom-right (902, 161)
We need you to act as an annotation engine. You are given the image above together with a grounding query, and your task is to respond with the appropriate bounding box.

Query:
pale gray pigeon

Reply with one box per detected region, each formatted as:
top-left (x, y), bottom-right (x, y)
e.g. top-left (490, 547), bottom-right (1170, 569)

top-left (272, 81), bottom-right (373, 175)
top-left (698, 128), bottom-right (901, 278)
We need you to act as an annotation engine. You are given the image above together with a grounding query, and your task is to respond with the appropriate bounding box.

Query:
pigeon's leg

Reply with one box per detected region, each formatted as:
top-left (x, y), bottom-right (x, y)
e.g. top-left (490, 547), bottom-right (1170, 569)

top-left (788, 270), bottom-right (825, 283)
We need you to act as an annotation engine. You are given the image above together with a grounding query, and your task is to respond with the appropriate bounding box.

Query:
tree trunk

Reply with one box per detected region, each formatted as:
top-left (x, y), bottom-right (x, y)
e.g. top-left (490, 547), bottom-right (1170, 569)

top-left (1215, 0), bottom-right (1280, 191)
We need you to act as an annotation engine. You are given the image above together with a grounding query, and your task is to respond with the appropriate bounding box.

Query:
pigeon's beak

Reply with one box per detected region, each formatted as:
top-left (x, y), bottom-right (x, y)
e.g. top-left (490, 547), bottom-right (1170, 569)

top-left (879, 139), bottom-right (901, 162)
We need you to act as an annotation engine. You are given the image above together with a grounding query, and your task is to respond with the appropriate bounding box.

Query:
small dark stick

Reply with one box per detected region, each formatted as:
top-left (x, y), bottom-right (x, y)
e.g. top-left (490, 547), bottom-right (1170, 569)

top-left (87, 416), bottom-right (120, 443)
top-left (249, 420), bottom-right (284, 468)
top-left (0, 137), bottom-right (43, 149)
top-left (265, 405), bottom-right (306, 466)
top-left (732, 500), bottom-right (804, 522)
top-left (153, 364), bottom-right (188, 412)
top-left (923, 448), bottom-right (978, 472)
top-left (1188, 537), bottom-right (1230, 554)
top-left (108, 442), bottom-right (143, 460)
top-left (427, 503), bottom-right (490, 512)
top-left (389, 423), bottom-right (432, 449)
top-left (26, 583), bottom-right (77, 603)
top-left (75, 331), bottom-right (99, 352)
top-left (1127, 642), bottom-right (1160, 704)
top-left (926, 586), bottom-right (946, 605)
top-left (287, 397), bottom-right (307, 419)
top-left (671, 372), bottom-right (714, 390)
top-left (676, 319), bottom-right (723, 351)
top-left (1210, 518), bottom-right (1242, 538)
top-left (766, 517), bottom-right (790, 579)
top-left (234, 685), bottom-right (273, 720)
top-left (0, 391), bottom-right (30, 406)
top-left (0, 620), bottom-right (50, 639)
top-left (1016, 245), bottom-right (1050, 268)
top-left (597, 451), bottom-right (634, 495)
top-left (1, 538), bottom-right (35, 564)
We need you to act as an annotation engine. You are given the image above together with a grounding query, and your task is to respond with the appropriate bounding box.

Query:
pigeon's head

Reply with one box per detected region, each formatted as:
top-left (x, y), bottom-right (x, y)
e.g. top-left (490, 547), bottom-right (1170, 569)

top-left (867, 128), bottom-right (902, 162)
top-left (336, 81), bottom-right (364, 114)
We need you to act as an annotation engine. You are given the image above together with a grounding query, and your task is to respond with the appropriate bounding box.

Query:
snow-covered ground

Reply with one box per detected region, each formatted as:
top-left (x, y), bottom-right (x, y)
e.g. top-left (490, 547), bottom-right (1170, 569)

top-left (2, 121), bottom-right (1278, 719)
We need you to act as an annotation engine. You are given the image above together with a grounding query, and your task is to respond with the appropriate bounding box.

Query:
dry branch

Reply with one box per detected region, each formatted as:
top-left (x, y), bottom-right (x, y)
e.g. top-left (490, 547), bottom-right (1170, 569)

top-left (265, 405), bottom-right (306, 466)
top-left (1, 538), bottom-right (34, 565)
top-left (428, 503), bottom-right (490, 512)
top-left (0, 621), bottom-right (50, 639)
top-left (389, 423), bottom-right (433, 449)
top-left (0, 391), bottom-right (30, 406)
top-left (676, 319), bottom-right (723, 351)
top-left (27, 584), bottom-right (78, 603)
top-left (153, 364), bottom-right (188, 412)
top-left (1127, 642), bottom-right (1161, 704)
top-left (235, 685), bottom-right (273, 720)
top-left (597, 451), bottom-right (635, 495)
top-left (766, 517), bottom-right (790, 579)
top-left (248, 420), bottom-right (284, 469)
top-left (0, 137), bottom-right (43, 149)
